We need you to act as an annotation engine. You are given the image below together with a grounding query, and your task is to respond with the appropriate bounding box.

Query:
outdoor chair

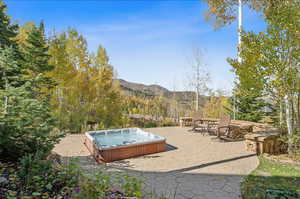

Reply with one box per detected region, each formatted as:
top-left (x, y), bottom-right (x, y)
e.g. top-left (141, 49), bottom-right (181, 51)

top-left (209, 114), bottom-right (231, 137)
top-left (191, 112), bottom-right (207, 133)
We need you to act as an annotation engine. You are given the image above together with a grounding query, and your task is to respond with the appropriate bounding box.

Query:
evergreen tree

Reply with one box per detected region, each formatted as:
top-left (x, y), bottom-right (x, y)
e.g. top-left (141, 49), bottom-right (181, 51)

top-left (229, 86), bottom-right (267, 122)
top-left (0, 4), bottom-right (61, 159)
top-left (0, 47), bottom-right (60, 160)
top-left (21, 22), bottom-right (54, 94)
top-left (0, 0), bottom-right (23, 89)
top-left (0, 0), bottom-right (18, 48)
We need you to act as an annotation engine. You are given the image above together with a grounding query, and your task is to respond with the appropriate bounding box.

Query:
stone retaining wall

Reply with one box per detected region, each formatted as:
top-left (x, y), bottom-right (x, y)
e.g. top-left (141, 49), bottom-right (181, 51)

top-left (228, 120), bottom-right (284, 154)
top-left (241, 122), bottom-right (283, 154)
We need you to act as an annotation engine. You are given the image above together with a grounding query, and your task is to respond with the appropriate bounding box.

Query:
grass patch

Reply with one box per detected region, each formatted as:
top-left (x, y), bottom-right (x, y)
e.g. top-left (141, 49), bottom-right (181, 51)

top-left (241, 156), bottom-right (300, 199)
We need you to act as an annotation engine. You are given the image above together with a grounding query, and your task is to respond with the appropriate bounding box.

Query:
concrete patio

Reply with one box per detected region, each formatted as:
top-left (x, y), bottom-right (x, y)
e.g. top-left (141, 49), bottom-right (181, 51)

top-left (53, 127), bottom-right (259, 199)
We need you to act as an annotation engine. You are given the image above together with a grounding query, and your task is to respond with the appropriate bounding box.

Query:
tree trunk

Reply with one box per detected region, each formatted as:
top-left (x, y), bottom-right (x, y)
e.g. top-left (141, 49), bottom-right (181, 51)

top-left (195, 90), bottom-right (199, 111)
top-left (296, 93), bottom-right (300, 130)
top-left (3, 70), bottom-right (8, 114)
top-left (279, 101), bottom-right (283, 127)
top-left (284, 94), bottom-right (293, 154)
top-left (291, 97), bottom-right (295, 131)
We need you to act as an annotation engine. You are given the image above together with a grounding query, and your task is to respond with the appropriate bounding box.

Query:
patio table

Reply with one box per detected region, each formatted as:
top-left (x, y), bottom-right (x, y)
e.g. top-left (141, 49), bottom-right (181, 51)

top-left (179, 117), bottom-right (193, 127)
top-left (194, 118), bottom-right (219, 132)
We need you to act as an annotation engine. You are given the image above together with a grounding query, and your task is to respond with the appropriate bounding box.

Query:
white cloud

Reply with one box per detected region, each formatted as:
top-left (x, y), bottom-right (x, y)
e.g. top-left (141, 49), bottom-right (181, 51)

top-left (81, 16), bottom-right (213, 44)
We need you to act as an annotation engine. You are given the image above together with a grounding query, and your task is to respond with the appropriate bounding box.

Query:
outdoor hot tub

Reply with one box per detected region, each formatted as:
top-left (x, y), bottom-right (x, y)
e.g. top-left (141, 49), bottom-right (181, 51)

top-left (84, 128), bottom-right (166, 163)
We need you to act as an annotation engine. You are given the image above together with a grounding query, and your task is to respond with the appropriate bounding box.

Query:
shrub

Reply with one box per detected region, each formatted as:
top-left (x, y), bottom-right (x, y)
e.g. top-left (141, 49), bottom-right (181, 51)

top-left (73, 168), bottom-right (143, 199)
top-left (0, 156), bottom-right (146, 199)
top-left (18, 151), bottom-right (52, 187)
top-left (73, 170), bottom-right (112, 199)
top-left (118, 174), bottom-right (143, 198)
top-left (1, 156), bottom-right (174, 198)
top-left (1, 157), bottom-right (80, 198)
top-left (144, 122), bottom-right (157, 128)
top-left (161, 121), bottom-right (177, 127)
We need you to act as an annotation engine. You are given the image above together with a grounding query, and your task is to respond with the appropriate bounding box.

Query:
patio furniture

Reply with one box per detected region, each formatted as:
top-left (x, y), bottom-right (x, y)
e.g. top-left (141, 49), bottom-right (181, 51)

top-left (227, 124), bottom-right (253, 139)
top-left (209, 114), bottom-right (231, 137)
top-left (191, 112), bottom-right (207, 133)
top-left (206, 119), bottom-right (219, 134)
top-left (179, 117), bottom-right (193, 127)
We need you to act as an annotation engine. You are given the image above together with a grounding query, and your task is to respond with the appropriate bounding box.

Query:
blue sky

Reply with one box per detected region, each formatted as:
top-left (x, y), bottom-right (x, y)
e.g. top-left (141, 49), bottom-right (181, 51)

top-left (5, 0), bottom-right (266, 92)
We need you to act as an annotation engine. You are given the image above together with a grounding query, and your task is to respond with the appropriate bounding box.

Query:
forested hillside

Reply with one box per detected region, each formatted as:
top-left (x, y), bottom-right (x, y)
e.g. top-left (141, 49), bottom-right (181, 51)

top-left (119, 78), bottom-right (207, 108)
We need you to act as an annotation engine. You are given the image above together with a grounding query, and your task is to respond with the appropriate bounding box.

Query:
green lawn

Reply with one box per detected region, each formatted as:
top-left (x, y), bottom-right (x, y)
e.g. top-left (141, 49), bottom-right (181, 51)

top-left (241, 156), bottom-right (300, 199)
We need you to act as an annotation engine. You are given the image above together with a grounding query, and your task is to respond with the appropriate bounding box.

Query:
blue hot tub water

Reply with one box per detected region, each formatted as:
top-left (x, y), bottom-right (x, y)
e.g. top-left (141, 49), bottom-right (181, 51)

top-left (87, 128), bottom-right (164, 149)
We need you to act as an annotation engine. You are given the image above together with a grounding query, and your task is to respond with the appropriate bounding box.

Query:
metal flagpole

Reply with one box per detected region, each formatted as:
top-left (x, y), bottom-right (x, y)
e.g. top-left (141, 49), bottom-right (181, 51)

top-left (238, 0), bottom-right (243, 63)
top-left (233, 0), bottom-right (243, 120)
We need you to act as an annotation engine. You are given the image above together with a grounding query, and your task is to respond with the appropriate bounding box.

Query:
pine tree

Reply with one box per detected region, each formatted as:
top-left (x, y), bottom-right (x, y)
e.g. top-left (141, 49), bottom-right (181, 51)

top-left (0, 0), bottom-right (23, 89)
top-left (0, 47), bottom-right (60, 160)
top-left (0, 0), bottom-right (18, 48)
top-left (21, 22), bottom-right (54, 94)
top-left (229, 86), bottom-right (267, 122)
top-left (0, 6), bottom-right (61, 159)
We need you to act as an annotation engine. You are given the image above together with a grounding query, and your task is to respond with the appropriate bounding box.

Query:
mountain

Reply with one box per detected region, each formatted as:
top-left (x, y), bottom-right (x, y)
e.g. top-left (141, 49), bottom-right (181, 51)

top-left (118, 79), bottom-right (170, 97)
top-left (117, 79), bottom-right (207, 106)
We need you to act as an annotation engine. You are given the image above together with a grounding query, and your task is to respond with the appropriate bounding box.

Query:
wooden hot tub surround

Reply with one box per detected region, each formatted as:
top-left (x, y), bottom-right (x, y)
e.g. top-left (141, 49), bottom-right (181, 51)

top-left (84, 129), bottom-right (166, 163)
